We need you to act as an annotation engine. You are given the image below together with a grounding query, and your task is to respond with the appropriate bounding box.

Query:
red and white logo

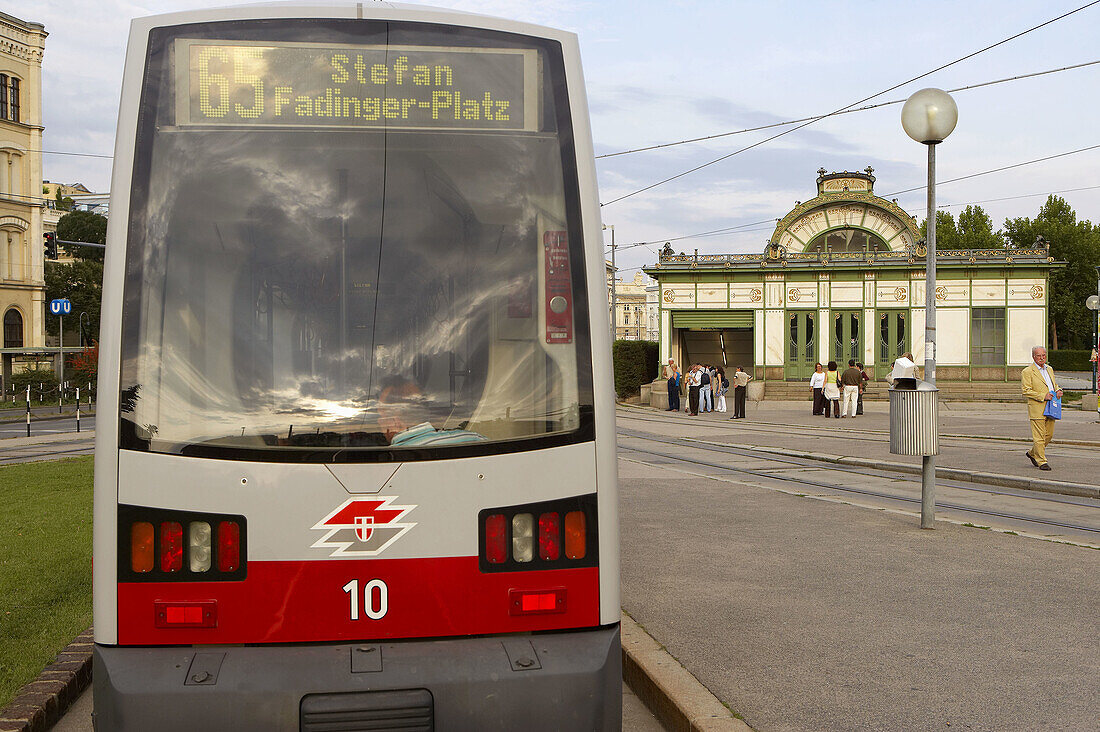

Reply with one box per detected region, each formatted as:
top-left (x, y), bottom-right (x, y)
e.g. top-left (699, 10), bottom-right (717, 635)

top-left (310, 497), bottom-right (416, 557)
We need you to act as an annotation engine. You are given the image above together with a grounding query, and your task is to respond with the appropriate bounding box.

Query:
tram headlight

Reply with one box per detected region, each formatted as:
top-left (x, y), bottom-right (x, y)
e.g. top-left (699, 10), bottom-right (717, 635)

top-left (189, 521), bottom-right (212, 572)
top-left (512, 513), bottom-right (534, 562)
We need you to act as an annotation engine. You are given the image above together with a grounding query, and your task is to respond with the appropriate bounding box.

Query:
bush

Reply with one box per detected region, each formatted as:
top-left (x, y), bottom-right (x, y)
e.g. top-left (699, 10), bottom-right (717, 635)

top-left (1048, 349), bottom-right (1093, 371)
top-left (612, 340), bottom-right (659, 398)
top-left (68, 343), bottom-right (98, 387)
top-left (10, 364), bottom-right (59, 397)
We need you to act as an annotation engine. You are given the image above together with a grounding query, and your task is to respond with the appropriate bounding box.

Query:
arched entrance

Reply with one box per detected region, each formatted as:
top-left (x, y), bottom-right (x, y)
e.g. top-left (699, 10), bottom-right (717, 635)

top-left (3, 307), bottom-right (22, 348)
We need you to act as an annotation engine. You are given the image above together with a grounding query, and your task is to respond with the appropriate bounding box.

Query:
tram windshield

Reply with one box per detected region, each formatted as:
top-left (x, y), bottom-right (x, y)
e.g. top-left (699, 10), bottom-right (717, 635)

top-left (118, 21), bottom-right (593, 459)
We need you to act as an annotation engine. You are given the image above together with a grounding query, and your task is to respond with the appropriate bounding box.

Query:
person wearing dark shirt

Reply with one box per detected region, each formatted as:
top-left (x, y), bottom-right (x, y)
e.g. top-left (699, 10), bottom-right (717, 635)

top-left (840, 360), bottom-right (863, 418)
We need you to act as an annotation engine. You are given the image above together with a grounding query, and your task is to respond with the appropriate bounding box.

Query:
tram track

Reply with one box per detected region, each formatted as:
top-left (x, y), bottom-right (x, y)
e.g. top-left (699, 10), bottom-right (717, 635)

top-left (617, 429), bottom-right (1100, 540)
top-left (617, 409), bottom-right (1100, 450)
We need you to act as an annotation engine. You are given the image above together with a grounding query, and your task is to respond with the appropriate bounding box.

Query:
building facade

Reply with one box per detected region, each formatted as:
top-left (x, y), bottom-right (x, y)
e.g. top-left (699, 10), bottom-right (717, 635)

top-left (644, 170), bottom-right (1057, 382)
top-left (0, 11), bottom-right (46, 382)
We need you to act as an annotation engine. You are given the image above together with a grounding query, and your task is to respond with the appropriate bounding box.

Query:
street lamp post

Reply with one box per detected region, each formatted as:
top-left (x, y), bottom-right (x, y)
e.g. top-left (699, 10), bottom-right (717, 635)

top-left (901, 88), bottom-right (958, 530)
top-left (603, 224), bottom-right (616, 342)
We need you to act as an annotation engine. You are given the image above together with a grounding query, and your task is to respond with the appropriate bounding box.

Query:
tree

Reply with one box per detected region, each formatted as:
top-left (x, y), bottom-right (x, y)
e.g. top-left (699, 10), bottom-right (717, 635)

top-left (918, 210), bottom-right (962, 250)
top-left (44, 210), bottom-right (106, 341)
top-left (956, 205), bottom-right (1004, 249)
top-left (56, 209), bottom-right (106, 263)
top-left (1003, 196), bottom-right (1100, 349)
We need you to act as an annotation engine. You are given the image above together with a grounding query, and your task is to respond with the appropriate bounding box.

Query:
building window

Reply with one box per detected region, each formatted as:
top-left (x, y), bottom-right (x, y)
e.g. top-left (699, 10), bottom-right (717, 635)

top-left (3, 308), bottom-right (22, 348)
top-left (970, 308), bottom-right (1005, 366)
top-left (0, 76), bottom-right (19, 122)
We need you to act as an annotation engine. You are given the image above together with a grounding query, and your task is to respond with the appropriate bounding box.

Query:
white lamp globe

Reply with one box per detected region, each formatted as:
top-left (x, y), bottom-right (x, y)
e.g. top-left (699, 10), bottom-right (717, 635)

top-left (901, 88), bottom-right (958, 144)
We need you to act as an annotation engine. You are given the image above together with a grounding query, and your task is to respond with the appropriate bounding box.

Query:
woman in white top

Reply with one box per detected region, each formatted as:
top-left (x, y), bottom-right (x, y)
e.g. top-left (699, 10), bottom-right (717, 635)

top-left (809, 362), bottom-right (825, 415)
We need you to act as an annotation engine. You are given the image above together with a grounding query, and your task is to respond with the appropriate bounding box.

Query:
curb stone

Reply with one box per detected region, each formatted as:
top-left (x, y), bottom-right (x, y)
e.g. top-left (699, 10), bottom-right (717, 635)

top-left (0, 628), bottom-right (92, 732)
top-left (622, 613), bottom-right (752, 731)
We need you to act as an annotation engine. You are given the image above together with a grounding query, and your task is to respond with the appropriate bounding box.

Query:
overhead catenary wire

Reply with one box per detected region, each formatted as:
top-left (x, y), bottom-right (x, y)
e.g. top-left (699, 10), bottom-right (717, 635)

top-left (599, 0), bottom-right (1100, 207)
top-left (596, 59), bottom-right (1100, 160)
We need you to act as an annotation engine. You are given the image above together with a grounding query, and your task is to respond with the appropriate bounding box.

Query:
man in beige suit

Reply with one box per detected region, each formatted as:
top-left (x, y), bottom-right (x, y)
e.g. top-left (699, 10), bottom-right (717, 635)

top-left (1021, 346), bottom-right (1062, 471)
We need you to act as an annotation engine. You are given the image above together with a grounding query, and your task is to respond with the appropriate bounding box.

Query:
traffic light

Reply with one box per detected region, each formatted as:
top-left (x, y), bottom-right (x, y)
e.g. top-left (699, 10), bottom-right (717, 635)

top-left (44, 232), bottom-right (58, 260)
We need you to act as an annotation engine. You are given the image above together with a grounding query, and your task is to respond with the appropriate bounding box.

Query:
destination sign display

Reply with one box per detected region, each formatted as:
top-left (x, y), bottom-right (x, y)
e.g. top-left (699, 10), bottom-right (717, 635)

top-left (174, 40), bottom-right (539, 131)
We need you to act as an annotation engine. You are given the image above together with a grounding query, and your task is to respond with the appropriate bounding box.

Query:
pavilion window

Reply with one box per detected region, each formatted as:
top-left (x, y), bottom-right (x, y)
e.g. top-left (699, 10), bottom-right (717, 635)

top-left (970, 308), bottom-right (1005, 366)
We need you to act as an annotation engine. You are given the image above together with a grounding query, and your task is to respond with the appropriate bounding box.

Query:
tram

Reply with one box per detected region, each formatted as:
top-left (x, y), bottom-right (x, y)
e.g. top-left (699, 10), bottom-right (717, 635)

top-left (92, 3), bottom-right (620, 729)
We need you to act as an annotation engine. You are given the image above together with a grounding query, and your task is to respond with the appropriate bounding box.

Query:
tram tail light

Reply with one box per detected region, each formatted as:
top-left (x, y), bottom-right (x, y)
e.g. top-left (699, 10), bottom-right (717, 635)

top-left (509, 588), bottom-right (566, 616)
top-left (538, 512), bottom-right (560, 560)
top-left (217, 521), bottom-right (241, 572)
top-left (564, 510), bottom-right (586, 559)
top-left (120, 507), bottom-right (245, 581)
top-left (479, 496), bottom-right (596, 571)
top-left (160, 522), bottom-right (183, 572)
top-left (485, 514), bottom-right (507, 563)
top-left (131, 522), bottom-right (155, 573)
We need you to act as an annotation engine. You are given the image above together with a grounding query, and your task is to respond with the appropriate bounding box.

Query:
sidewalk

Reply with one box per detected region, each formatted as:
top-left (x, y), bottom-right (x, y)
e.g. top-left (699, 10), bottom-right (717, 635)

top-left (617, 418), bottom-right (1100, 731)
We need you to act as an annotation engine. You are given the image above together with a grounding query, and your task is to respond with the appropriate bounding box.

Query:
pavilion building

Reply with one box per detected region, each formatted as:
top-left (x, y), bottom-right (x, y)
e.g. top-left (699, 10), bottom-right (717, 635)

top-left (642, 169), bottom-right (1058, 393)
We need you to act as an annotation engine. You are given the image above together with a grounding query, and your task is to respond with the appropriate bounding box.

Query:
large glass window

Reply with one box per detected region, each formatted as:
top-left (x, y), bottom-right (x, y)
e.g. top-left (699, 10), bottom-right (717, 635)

top-left (119, 21), bottom-right (592, 461)
top-left (3, 308), bottom-right (21, 348)
top-left (806, 228), bottom-right (889, 255)
top-left (970, 308), bottom-right (1005, 366)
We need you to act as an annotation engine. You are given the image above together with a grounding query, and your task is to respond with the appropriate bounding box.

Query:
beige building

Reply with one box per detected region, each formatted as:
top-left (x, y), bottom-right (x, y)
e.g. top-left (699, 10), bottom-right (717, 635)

top-left (610, 271), bottom-right (656, 341)
top-left (0, 11), bottom-right (47, 383)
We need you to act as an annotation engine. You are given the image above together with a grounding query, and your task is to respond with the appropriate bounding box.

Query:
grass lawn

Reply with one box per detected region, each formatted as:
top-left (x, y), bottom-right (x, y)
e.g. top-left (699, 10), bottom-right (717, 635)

top-left (0, 457), bottom-right (93, 709)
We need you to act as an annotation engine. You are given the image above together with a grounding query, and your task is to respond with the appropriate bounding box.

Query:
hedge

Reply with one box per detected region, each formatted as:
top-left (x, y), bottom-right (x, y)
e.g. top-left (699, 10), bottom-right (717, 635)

top-left (612, 340), bottom-right (659, 398)
top-left (1048, 349), bottom-right (1094, 371)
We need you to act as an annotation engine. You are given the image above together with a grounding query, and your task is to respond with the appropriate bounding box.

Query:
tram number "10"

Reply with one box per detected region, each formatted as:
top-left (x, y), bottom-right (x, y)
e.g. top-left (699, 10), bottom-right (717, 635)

top-left (342, 579), bottom-right (389, 620)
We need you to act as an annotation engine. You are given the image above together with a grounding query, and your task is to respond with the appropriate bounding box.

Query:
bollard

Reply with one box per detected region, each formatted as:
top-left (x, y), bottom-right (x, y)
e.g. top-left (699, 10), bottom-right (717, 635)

top-left (25, 385), bottom-right (31, 437)
top-left (76, 387), bottom-right (81, 433)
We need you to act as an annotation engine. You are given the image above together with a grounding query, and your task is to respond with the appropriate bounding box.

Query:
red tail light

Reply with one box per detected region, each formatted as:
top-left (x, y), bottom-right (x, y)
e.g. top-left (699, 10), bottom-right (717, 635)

top-left (159, 522), bottom-right (183, 572)
top-left (121, 506), bottom-right (246, 582)
top-left (479, 496), bottom-right (595, 571)
top-left (538, 512), bottom-right (560, 560)
top-left (217, 521), bottom-right (240, 572)
top-left (485, 514), bottom-right (507, 564)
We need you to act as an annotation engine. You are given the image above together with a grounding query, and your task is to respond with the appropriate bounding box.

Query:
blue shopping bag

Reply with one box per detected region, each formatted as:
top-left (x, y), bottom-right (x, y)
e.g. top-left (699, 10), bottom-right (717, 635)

top-left (1042, 392), bottom-right (1061, 420)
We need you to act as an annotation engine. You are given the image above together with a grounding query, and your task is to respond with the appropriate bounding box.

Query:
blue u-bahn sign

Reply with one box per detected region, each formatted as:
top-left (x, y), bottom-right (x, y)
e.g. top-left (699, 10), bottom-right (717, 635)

top-left (50, 298), bottom-right (72, 315)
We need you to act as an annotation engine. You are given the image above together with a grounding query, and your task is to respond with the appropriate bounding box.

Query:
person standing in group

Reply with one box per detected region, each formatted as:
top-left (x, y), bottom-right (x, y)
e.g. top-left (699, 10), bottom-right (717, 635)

top-left (1022, 346), bottom-right (1062, 471)
top-left (664, 358), bottom-right (681, 412)
top-left (715, 367), bottom-right (729, 413)
top-left (687, 364), bottom-right (702, 416)
top-left (840, 359), bottom-right (862, 418)
top-left (809, 362), bottom-right (825, 415)
top-left (855, 362), bottom-right (869, 415)
top-left (699, 364), bottom-right (713, 413)
top-left (822, 361), bottom-right (841, 418)
top-left (729, 366), bottom-right (752, 419)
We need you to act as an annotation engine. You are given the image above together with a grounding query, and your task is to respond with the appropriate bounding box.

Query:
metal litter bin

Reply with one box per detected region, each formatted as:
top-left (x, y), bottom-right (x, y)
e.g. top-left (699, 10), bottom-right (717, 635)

top-left (889, 380), bottom-right (939, 456)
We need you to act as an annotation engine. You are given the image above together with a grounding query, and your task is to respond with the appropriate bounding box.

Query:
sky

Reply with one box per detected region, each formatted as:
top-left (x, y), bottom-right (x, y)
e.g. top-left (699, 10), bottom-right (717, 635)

top-left (14, 0), bottom-right (1100, 279)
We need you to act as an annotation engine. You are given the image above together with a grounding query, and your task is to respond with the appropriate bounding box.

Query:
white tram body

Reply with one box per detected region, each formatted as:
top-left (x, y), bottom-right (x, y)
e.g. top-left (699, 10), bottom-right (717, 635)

top-left (93, 3), bottom-right (619, 728)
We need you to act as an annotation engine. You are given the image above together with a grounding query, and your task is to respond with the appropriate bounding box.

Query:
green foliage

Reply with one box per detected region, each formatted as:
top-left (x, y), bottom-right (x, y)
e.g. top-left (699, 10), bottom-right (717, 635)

top-left (0, 457), bottom-right (94, 708)
top-left (10, 364), bottom-right (58, 395)
top-left (1048, 349), bottom-right (1093, 371)
top-left (45, 208), bottom-right (107, 341)
top-left (53, 190), bottom-right (74, 212)
top-left (612, 340), bottom-right (659, 398)
top-left (920, 205), bottom-right (1004, 249)
top-left (1004, 196), bottom-right (1100, 349)
top-left (44, 258), bottom-right (103, 341)
top-left (55, 210), bottom-right (106, 263)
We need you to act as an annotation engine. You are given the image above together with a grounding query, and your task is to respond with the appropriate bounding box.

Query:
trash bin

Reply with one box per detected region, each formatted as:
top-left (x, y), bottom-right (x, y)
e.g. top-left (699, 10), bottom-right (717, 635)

top-left (889, 380), bottom-right (938, 456)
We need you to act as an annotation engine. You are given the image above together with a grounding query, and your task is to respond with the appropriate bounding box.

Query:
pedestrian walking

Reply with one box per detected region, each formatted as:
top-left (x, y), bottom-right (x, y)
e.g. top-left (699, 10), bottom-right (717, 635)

top-left (715, 367), bottom-right (729, 413)
top-left (1022, 346), bottom-right (1062, 471)
top-left (687, 364), bottom-right (702, 416)
top-left (664, 359), bottom-right (681, 412)
top-left (729, 366), bottom-right (752, 419)
top-left (840, 360), bottom-right (862, 418)
top-left (822, 361), bottom-right (841, 418)
top-left (809, 362), bottom-right (825, 415)
top-left (856, 362), bottom-right (868, 415)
